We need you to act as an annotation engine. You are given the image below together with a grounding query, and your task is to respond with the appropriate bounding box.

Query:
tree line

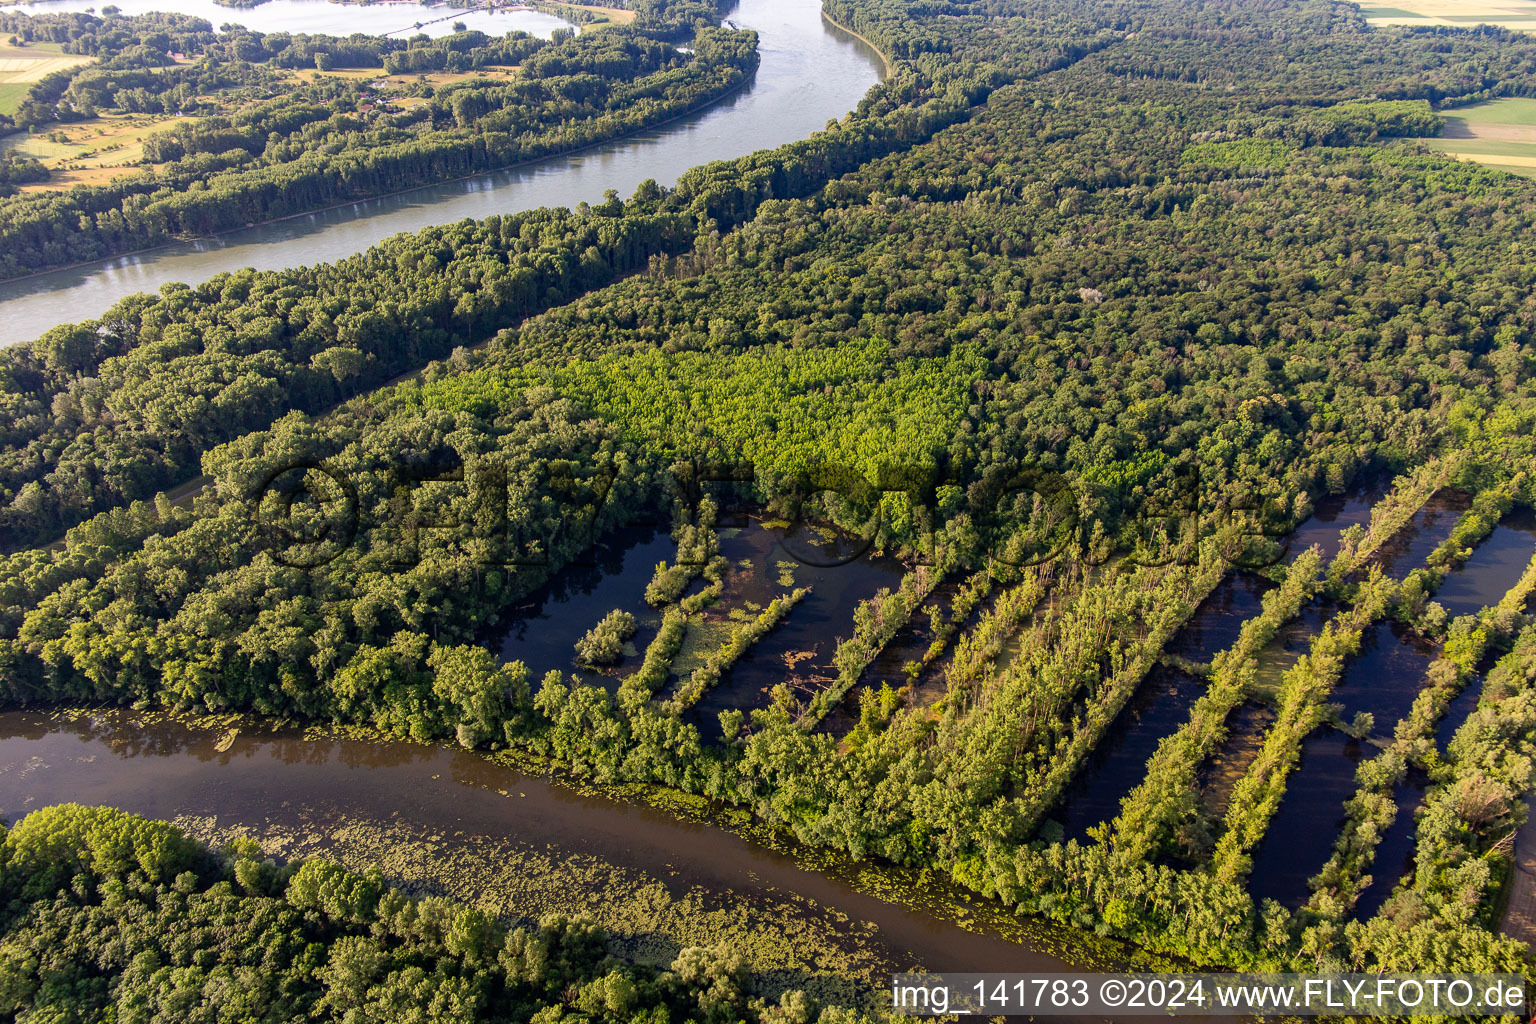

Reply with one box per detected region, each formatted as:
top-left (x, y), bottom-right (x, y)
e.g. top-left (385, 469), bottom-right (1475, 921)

top-left (5, 0), bottom-right (1536, 988)
top-left (0, 8), bottom-right (757, 277)
top-left (0, 803), bottom-right (864, 1024)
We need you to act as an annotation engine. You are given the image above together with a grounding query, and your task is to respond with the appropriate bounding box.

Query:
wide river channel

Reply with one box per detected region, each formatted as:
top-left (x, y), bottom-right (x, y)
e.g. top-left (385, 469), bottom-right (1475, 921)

top-left (0, 0), bottom-right (885, 343)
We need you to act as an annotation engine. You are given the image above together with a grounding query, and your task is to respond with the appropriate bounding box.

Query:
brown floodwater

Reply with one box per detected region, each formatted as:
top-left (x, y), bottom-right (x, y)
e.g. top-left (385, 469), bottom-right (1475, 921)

top-left (0, 708), bottom-right (1155, 1021)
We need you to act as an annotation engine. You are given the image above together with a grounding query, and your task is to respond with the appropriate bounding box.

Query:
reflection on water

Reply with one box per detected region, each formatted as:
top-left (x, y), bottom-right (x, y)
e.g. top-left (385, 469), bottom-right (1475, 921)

top-left (1437, 678), bottom-right (1482, 752)
top-left (1247, 728), bottom-right (1367, 909)
top-left (1040, 481), bottom-right (1392, 842)
top-left (1240, 620), bottom-right (1431, 908)
top-left (1163, 574), bottom-right (1273, 664)
top-left (1372, 490), bottom-right (1471, 578)
top-left (1353, 776), bottom-right (1425, 920)
top-left (0, 709), bottom-right (1105, 982)
top-left (690, 522), bottom-right (905, 740)
top-left (489, 524), bottom-right (673, 687)
top-left (1051, 665), bottom-right (1205, 839)
top-left (0, 0), bottom-right (886, 344)
top-left (1240, 500), bottom-right (1534, 910)
top-left (1286, 477), bottom-right (1389, 562)
top-left (1332, 619), bottom-right (1436, 739)
top-left (480, 513), bottom-right (908, 734)
top-left (1432, 509), bottom-right (1536, 618)
top-left (817, 580), bottom-right (956, 739)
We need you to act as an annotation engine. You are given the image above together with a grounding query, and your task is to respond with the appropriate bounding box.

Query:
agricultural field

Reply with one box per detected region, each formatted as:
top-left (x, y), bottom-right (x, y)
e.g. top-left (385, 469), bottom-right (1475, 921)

top-left (0, 39), bottom-right (91, 114)
top-left (1357, 0), bottom-right (1536, 29)
top-left (1419, 97), bottom-right (1536, 177)
top-left (0, 39), bottom-right (92, 80)
top-left (0, 112), bottom-right (189, 190)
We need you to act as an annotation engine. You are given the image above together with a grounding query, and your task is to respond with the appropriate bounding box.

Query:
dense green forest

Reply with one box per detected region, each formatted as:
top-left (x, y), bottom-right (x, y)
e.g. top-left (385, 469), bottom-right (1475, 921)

top-left (0, 0), bottom-right (753, 278)
top-left (0, 803), bottom-right (860, 1023)
top-left (6, 0), bottom-right (1536, 1007)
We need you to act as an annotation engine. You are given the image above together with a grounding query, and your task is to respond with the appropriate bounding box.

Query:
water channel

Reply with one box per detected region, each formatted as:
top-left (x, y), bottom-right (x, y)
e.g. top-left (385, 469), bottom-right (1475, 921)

top-left (0, 707), bottom-right (1130, 1019)
top-left (1248, 506), bottom-right (1536, 910)
top-left (0, 0), bottom-right (886, 343)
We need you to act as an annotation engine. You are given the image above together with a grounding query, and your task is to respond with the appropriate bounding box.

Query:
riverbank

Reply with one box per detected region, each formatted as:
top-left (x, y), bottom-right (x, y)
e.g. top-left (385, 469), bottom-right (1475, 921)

top-left (0, 71), bottom-right (747, 302)
top-left (820, 9), bottom-right (890, 78)
top-left (0, 47), bottom-right (761, 302)
top-left (0, 706), bottom-right (1166, 1013)
top-left (0, 0), bottom-right (885, 344)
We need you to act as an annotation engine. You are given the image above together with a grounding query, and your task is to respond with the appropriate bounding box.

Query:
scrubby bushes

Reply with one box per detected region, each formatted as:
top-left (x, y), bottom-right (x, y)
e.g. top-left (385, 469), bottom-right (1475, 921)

top-left (575, 610), bottom-right (639, 667)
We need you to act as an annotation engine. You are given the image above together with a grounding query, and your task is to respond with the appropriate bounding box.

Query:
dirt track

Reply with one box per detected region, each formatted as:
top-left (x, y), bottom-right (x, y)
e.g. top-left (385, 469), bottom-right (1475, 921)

top-left (1499, 801), bottom-right (1536, 949)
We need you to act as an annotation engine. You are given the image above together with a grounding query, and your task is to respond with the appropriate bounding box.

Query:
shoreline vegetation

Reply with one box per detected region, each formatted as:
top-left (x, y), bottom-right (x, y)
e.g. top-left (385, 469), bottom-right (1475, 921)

top-left (817, 8), bottom-right (888, 77)
top-left (1, 705), bottom-right (1159, 1007)
top-left (0, 0), bottom-right (756, 280)
top-left (0, 64), bottom-right (756, 297)
top-left (0, 801), bottom-right (883, 1023)
top-left (4, 0), bottom-right (1536, 1010)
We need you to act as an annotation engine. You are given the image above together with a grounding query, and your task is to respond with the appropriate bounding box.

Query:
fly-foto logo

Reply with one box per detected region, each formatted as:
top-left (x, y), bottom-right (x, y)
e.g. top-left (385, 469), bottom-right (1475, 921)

top-left (246, 454), bottom-right (1295, 571)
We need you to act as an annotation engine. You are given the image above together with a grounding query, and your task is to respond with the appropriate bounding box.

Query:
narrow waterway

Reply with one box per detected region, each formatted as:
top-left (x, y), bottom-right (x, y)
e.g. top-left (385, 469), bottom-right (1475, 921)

top-left (1372, 490), bottom-right (1472, 578)
top-left (0, 0), bottom-right (886, 344)
top-left (1246, 507), bottom-right (1536, 911)
top-left (1432, 508), bottom-right (1536, 618)
top-left (1353, 777), bottom-right (1426, 920)
top-left (1246, 729), bottom-right (1368, 909)
top-left (1043, 481), bottom-right (1387, 840)
top-left (1286, 477), bottom-right (1388, 562)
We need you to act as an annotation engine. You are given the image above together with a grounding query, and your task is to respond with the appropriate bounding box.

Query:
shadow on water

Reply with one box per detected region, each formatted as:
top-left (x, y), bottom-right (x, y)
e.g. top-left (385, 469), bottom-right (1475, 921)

top-left (1247, 728), bottom-right (1369, 909)
top-left (487, 524), bottom-right (673, 689)
top-left (688, 522), bottom-right (905, 741)
top-left (1050, 665), bottom-right (1206, 838)
top-left (1437, 678), bottom-right (1482, 752)
top-left (1251, 597), bottom-right (1342, 693)
top-left (1433, 508), bottom-right (1536, 619)
top-left (1371, 490), bottom-right (1472, 578)
top-left (816, 580), bottom-right (958, 740)
top-left (0, 709), bottom-right (1131, 998)
top-left (1332, 619), bottom-right (1436, 738)
top-left (1286, 477), bottom-right (1390, 563)
top-left (1040, 481), bottom-right (1388, 840)
top-left (1353, 775), bottom-right (1427, 920)
top-left (1162, 574), bottom-right (1274, 663)
top-left (1242, 622), bottom-right (1433, 908)
top-left (1242, 504), bottom-right (1536, 910)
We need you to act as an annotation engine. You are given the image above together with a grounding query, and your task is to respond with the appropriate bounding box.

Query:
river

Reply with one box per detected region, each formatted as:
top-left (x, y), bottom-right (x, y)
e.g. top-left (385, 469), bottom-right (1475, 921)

top-left (0, 709), bottom-right (1136, 1019)
top-left (0, 0), bottom-right (886, 344)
